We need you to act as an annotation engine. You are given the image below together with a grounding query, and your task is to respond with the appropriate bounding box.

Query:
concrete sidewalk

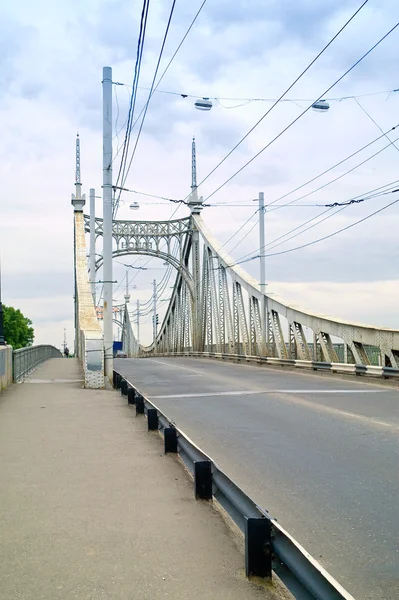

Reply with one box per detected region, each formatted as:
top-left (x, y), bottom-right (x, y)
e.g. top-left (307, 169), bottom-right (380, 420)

top-left (0, 359), bottom-right (282, 600)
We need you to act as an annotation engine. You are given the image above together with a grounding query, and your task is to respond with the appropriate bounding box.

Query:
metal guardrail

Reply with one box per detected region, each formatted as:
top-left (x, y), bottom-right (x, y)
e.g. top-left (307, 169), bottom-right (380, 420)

top-left (114, 370), bottom-right (356, 600)
top-left (13, 345), bottom-right (63, 382)
top-left (145, 351), bottom-right (399, 380)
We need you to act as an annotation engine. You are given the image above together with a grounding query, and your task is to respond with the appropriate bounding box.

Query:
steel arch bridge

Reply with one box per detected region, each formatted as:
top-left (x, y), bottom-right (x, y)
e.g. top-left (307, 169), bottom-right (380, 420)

top-left (83, 212), bottom-right (399, 370)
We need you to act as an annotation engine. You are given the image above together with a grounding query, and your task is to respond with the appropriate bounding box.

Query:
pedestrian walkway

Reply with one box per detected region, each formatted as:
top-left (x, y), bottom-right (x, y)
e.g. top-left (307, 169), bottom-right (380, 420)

top-left (0, 359), bottom-right (282, 600)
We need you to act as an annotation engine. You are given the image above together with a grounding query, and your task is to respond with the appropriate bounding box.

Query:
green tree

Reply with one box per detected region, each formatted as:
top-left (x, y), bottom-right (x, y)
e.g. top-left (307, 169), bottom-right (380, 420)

top-left (3, 305), bottom-right (34, 349)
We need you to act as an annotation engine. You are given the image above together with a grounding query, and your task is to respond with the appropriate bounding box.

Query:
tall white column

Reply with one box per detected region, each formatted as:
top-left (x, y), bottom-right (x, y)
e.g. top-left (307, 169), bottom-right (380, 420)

top-left (259, 192), bottom-right (268, 353)
top-left (153, 279), bottom-right (157, 345)
top-left (102, 66), bottom-right (113, 381)
top-left (89, 188), bottom-right (96, 305)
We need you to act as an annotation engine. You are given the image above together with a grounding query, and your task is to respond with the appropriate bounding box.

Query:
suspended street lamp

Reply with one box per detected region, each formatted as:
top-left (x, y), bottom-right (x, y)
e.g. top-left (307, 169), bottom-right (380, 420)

top-left (312, 99), bottom-right (330, 112)
top-left (194, 97), bottom-right (213, 111)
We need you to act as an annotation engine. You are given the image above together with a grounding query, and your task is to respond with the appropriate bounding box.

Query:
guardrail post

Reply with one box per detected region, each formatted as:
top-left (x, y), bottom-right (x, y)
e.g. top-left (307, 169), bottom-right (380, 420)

top-left (127, 387), bottom-right (136, 405)
top-left (147, 408), bottom-right (158, 431)
top-left (164, 427), bottom-right (177, 453)
top-left (115, 373), bottom-right (121, 389)
top-left (245, 517), bottom-right (272, 578)
top-left (194, 461), bottom-right (212, 500)
top-left (120, 378), bottom-right (127, 396)
top-left (135, 394), bottom-right (144, 415)
top-left (113, 371), bottom-right (117, 387)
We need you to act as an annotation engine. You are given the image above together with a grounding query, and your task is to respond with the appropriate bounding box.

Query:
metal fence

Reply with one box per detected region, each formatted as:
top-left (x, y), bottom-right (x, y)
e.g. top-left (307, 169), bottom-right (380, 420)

top-left (115, 370), bottom-right (356, 600)
top-left (13, 345), bottom-right (62, 382)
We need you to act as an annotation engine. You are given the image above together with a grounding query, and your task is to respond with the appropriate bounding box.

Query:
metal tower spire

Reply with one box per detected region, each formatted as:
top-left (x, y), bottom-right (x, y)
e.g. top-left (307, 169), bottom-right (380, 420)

top-left (71, 132), bottom-right (85, 211)
top-left (75, 133), bottom-right (81, 185)
top-left (188, 136), bottom-right (203, 213)
top-left (191, 136), bottom-right (197, 191)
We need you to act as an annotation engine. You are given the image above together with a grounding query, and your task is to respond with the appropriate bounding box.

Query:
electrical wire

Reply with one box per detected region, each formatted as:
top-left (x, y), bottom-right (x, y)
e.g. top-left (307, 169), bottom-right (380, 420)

top-left (201, 21), bottom-right (399, 202)
top-left (180, 0), bottom-right (370, 202)
top-left (114, 0), bottom-right (150, 203)
top-left (268, 133), bottom-right (399, 208)
top-left (133, 85), bottom-right (399, 105)
top-left (353, 97), bottom-right (399, 153)
top-left (261, 196), bottom-right (399, 259)
top-left (231, 184), bottom-right (399, 267)
top-left (119, 0), bottom-right (178, 193)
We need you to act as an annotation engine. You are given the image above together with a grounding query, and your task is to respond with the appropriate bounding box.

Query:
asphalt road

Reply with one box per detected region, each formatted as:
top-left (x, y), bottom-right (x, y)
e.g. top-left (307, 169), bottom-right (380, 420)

top-left (115, 357), bottom-right (399, 600)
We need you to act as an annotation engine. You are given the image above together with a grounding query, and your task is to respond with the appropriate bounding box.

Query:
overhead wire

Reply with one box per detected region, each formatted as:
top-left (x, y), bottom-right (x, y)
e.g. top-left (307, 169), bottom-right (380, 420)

top-left (134, 85), bottom-right (399, 105)
top-left (353, 97), bottom-right (399, 153)
top-left (260, 196), bottom-right (399, 259)
top-left (202, 22), bottom-right (399, 202)
top-left (181, 0), bottom-right (372, 202)
top-left (231, 183), bottom-right (399, 266)
top-left (114, 0), bottom-right (150, 212)
top-left (119, 0), bottom-right (178, 194)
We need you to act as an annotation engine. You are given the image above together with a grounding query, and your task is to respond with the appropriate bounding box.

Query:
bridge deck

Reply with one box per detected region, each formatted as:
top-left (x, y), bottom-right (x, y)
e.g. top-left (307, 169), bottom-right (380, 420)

top-left (115, 356), bottom-right (399, 600)
top-left (0, 359), bottom-right (278, 600)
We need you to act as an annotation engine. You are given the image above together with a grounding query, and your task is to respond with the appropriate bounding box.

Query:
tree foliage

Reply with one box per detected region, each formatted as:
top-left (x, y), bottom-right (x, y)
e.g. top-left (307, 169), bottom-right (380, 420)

top-left (3, 305), bottom-right (34, 349)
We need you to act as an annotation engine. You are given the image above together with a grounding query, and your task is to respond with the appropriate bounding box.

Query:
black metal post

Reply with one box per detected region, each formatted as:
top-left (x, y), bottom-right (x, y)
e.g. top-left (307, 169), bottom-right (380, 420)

top-left (164, 427), bottom-right (177, 453)
top-left (147, 408), bottom-right (159, 431)
top-left (245, 517), bottom-right (272, 578)
top-left (127, 387), bottom-right (136, 405)
top-left (135, 394), bottom-right (145, 415)
top-left (194, 461), bottom-right (212, 500)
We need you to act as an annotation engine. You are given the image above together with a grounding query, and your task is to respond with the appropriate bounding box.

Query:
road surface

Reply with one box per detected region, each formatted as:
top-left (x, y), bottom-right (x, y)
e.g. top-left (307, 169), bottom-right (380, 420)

top-left (115, 357), bottom-right (399, 600)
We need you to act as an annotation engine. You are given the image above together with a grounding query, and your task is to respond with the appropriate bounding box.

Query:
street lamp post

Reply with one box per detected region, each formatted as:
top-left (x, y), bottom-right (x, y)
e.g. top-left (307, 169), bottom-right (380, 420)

top-left (258, 192), bottom-right (269, 352)
top-left (102, 66), bottom-right (114, 382)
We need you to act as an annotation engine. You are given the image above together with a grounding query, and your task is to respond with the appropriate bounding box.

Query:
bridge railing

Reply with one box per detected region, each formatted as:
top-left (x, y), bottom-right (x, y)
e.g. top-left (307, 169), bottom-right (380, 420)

top-left (0, 345), bottom-right (13, 391)
top-left (13, 345), bottom-right (63, 382)
top-left (74, 212), bottom-right (104, 388)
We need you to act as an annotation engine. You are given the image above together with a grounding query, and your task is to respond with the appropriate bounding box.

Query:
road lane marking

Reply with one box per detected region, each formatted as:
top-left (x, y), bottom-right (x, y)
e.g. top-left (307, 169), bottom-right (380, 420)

top-left (148, 389), bottom-right (397, 431)
top-left (149, 389), bottom-right (389, 399)
top-left (149, 359), bottom-right (206, 376)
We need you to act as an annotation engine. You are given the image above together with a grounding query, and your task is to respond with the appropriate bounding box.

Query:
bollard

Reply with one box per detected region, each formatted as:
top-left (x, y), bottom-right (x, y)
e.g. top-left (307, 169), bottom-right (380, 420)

top-left (245, 517), bottom-right (272, 578)
top-left (135, 395), bottom-right (145, 415)
top-left (120, 379), bottom-right (128, 396)
top-left (112, 371), bottom-right (117, 387)
top-left (164, 427), bottom-right (177, 454)
top-left (147, 408), bottom-right (159, 431)
top-left (115, 373), bottom-right (121, 389)
top-left (127, 387), bottom-right (136, 405)
top-left (194, 461), bottom-right (213, 500)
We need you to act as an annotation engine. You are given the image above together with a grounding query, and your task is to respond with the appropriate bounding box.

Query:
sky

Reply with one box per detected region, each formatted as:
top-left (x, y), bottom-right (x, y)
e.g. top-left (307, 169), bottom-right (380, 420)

top-left (0, 0), bottom-right (398, 349)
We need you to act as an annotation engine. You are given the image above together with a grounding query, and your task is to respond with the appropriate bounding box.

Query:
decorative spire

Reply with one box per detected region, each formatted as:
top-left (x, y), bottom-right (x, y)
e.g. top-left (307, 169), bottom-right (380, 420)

top-left (191, 136), bottom-right (197, 190)
top-left (71, 133), bottom-right (86, 211)
top-left (188, 136), bottom-right (203, 214)
top-left (75, 132), bottom-right (81, 185)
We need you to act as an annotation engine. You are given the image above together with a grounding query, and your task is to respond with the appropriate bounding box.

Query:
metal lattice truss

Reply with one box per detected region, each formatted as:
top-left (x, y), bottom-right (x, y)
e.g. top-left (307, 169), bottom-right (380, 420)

top-left (87, 213), bottom-right (399, 368)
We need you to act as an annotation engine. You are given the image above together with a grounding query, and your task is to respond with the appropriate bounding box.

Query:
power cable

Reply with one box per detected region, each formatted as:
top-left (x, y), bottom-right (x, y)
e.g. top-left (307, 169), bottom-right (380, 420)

top-left (261, 196), bottom-right (399, 259)
top-left (134, 85), bottom-right (399, 104)
top-left (234, 180), bottom-right (399, 264)
top-left (202, 21), bottom-right (399, 202)
top-left (353, 97), bottom-right (399, 153)
top-left (119, 0), bottom-right (178, 192)
top-left (181, 0), bottom-right (370, 201)
top-left (114, 0), bottom-right (150, 200)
